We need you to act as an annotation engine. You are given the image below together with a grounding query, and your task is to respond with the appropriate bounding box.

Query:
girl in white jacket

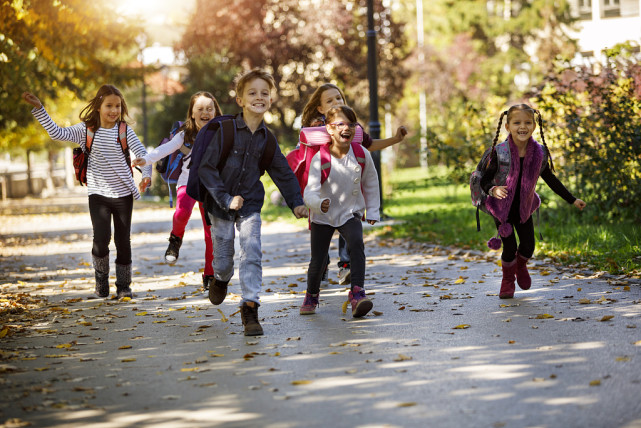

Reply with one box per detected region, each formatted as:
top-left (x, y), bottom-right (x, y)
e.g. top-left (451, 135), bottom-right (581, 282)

top-left (301, 105), bottom-right (380, 318)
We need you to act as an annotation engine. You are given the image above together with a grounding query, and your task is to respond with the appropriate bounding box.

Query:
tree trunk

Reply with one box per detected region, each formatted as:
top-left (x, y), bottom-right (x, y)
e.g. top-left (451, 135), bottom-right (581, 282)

top-left (26, 149), bottom-right (34, 195)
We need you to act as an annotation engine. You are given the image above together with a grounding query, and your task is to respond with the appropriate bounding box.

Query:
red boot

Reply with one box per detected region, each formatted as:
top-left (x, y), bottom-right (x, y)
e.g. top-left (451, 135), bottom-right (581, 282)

top-left (515, 252), bottom-right (532, 290)
top-left (499, 259), bottom-right (517, 299)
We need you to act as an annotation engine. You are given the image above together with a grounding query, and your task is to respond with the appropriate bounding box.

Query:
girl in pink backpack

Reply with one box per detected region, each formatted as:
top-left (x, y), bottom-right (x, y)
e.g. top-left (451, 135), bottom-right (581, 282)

top-left (22, 86), bottom-right (152, 299)
top-left (481, 104), bottom-right (586, 299)
top-left (300, 83), bottom-right (407, 286)
top-left (301, 106), bottom-right (380, 318)
top-left (132, 91), bottom-right (223, 291)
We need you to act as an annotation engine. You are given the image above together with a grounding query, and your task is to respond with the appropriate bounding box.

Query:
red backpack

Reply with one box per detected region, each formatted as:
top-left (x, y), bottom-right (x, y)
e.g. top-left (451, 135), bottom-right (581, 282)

top-left (286, 125), bottom-right (365, 197)
top-left (73, 122), bottom-right (130, 185)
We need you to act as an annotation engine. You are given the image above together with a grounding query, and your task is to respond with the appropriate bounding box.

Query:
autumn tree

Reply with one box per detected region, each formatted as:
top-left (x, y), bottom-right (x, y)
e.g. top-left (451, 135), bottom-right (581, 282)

top-left (0, 0), bottom-right (143, 151)
top-left (175, 0), bottom-right (409, 145)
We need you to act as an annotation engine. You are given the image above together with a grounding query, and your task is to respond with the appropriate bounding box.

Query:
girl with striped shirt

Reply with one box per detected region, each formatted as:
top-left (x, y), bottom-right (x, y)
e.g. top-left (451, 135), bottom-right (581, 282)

top-left (22, 85), bottom-right (152, 299)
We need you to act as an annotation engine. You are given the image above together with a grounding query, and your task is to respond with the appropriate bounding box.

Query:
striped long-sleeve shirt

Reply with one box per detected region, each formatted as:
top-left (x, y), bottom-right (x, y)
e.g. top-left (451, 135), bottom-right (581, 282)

top-left (33, 107), bottom-right (152, 199)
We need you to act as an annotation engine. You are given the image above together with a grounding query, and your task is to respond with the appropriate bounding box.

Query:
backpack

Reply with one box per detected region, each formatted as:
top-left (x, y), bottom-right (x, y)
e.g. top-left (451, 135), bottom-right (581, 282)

top-left (73, 122), bottom-right (129, 186)
top-left (286, 125), bottom-right (364, 197)
top-left (186, 115), bottom-right (277, 203)
top-left (154, 121), bottom-right (185, 207)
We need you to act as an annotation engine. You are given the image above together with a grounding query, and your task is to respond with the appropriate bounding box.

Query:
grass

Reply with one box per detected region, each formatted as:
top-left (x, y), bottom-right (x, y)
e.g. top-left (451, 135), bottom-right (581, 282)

top-left (261, 167), bottom-right (641, 275)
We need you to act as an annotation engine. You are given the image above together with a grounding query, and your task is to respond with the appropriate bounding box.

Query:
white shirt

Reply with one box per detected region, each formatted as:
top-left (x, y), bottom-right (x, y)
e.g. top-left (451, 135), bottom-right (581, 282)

top-left (142, 130), bottom-right (191, 188)
top-left (304, 145), bottom-right (380, 227)
top-left (33, 107), bottom-right (152, 199)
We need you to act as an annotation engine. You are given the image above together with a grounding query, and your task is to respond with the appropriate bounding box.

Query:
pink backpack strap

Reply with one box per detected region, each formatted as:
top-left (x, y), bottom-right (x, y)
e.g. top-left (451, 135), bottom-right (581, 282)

top-left (351, 142), bottom-right (366, 172)
top-left (319, 144), bottom-right (332, 184)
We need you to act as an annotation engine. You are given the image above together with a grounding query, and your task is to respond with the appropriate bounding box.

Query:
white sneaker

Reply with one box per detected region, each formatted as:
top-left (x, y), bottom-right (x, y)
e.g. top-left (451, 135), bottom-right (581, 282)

top-left (338, 266), bottom-right (351, 285)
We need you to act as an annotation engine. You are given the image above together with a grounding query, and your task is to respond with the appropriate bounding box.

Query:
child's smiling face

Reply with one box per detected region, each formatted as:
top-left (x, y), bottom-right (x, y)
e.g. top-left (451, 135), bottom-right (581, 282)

top-left (192, 96), bottom-right (217, 130)
top-left (326, 111), bottom-right (356, 149)
top-left (236, 77), bottom-right (272, 116)
top-left (505, 110), bottom-right (536, 144)
top-left (317, 88), bottom-right (345, 116)
top-left (98, 94), bottom-right (122, 129)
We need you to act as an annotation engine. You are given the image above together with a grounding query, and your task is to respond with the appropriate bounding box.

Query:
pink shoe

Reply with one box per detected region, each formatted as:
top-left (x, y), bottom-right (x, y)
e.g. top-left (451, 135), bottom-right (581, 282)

top-left (348, 286), bottom-right (373, 318)
top-left (499, 259), bottom-right (517, 299)
top-left (300, 293), bottom-right (319, 315)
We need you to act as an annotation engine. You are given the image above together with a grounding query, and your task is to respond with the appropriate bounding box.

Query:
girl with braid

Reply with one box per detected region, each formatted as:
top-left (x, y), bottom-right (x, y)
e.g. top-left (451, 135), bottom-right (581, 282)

top-left (480, 104), bottom-right (586, 299)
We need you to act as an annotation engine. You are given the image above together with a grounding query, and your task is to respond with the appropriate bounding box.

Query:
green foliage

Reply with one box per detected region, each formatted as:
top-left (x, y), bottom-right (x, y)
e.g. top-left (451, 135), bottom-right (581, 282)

top-left (532, 43), bottom-right (641, 221)
top-left (1, 0), bottom-right (144, 138)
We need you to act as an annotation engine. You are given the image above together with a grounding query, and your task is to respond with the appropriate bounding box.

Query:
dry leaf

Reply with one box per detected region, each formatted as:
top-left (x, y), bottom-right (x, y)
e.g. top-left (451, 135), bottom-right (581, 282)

top-left (121, 358), bottom-right (137, 363)
top-left (578, 298), bottom-right (591, 304)
top-left (453, 324), bottom-right (470, 329)
top-left (454, 277), bottom-right (465, 284)
top-left (589, 379), bottom-right (601, 386)
top-left (599, 315), bottom-right (614, 322)
top-left (135, 312), bottom-right (148, 316)
top-left (217, 309), bottom-right (228, 322)
top-left (535, 314), bottom-right (554, 319)
top-left (342, 301), bottom-right (349, 314)
top-left (118, 345), bottom-right (132, 350)
top-left (397, 402), bottom-right (417, 407)
top-left (394, 354), bottom-right (413, 361)
top-left (291, 380), bottom-right (312, 385)
top-left (615, 356), bottom-right (630, 362)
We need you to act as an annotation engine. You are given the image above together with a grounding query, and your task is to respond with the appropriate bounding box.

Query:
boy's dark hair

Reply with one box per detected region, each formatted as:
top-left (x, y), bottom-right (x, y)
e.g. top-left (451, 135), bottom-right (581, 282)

top-left (235, 68), bottom-right (276, 98)
top-left (301, 83), bottom-right (346, 128)
top-left (325, 105), bottom-right (358, 125)
top-left (80, 84), bottom-right (129, 130)
top-left (183, 91), bottom-right (222, 144)
top-left (492, 103), bottom-right (555, 172)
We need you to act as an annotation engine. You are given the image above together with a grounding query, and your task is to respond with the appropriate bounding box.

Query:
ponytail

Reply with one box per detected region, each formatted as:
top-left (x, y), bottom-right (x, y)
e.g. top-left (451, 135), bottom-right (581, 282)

top-left (535, 110), bottom-right (555, 172)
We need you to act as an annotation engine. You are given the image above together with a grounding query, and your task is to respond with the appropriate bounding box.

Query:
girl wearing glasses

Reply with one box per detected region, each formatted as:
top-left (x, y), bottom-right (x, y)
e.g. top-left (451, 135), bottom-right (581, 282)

top-left (301, 106), bottom-right (380, 318)
top-left (300, 83), bottom-right (407, 286)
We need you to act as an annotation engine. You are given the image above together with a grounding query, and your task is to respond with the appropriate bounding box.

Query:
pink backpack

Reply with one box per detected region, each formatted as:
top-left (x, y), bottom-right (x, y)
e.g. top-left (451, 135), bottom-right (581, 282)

top-left (287, 125), bottom-right (365, 197)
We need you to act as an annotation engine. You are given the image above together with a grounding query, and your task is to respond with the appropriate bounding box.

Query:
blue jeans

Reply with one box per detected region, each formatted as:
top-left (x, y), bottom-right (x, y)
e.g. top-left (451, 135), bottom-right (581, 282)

top-left (210, 212), bottom-right (262, 306)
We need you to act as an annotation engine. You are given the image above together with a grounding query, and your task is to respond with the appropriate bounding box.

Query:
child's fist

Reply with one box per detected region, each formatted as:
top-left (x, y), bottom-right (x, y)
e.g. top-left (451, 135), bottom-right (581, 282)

top-left (574, 199), bottom-right (586, 210)
top-left (22, 92), bottom-right (42, 109)
top-left (132, 158), bottom-right (147, 167)
top-left (293, 205), bottom-right (308, 218)
top-left (320, 199), bottom-right (330, 213)
top-left (396, 126), bottom-right (408, 140)
top-left (229, 195), bottom-right (244, 211)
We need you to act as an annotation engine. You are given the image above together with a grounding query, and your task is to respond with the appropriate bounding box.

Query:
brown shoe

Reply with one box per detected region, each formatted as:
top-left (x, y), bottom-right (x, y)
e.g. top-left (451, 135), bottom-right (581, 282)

top-left (240, 301), bottom-right (264, 336)
top-left (208, 279), bottom-right (228, 305)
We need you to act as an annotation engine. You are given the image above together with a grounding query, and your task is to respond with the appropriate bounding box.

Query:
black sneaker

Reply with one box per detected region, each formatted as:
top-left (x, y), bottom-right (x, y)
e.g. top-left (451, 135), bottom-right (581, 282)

top-left (165, 233), bottom-right (182, 263)
top-left (203, 275), bottom-right (214, 291)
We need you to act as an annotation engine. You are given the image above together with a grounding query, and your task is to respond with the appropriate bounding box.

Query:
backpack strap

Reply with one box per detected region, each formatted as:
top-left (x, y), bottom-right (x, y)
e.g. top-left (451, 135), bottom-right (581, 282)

top-left (351, 142), bottom-right (366, 172)
top-left (319, 144), bottom-right (332, 184)
top-left (86, 126), bottom-right (95, 152)
top-left (118, 122), bottom-right (128, 150)
top-left (216, 119), bottom-right (236, 171)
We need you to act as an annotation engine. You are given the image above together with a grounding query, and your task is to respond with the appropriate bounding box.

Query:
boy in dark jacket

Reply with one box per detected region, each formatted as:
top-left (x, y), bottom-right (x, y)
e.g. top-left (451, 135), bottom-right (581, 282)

top-left (199, 68), bottom-right (308, 336)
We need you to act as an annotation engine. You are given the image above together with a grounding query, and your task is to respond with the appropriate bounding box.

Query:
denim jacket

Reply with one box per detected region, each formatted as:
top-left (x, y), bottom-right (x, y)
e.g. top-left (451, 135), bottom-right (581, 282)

top-left (199, 113), bottom-right (303, 221)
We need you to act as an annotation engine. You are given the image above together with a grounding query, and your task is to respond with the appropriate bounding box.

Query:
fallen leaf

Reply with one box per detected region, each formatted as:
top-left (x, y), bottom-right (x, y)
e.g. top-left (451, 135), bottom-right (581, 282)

top-left (394, 354), bottom-right (413, 361)
top-left (453, 324), bottom-right (470, 329)
top-left (589, 379), bottom-right (601, 387)
top-left (135, 312), bottom-right (148, 316)
top-left (615, 356), bottom-right (630, 362)
top-left (342, 301), bottom-right (349, 314)
top-left (291, 380), bottom-right (312, 385)
top-left (217, 309), bottom-right (228, 322)
top-left (578, 298), bottom-right (591, 304)
top-left (535, 314), bottom-right (554, 319)
top-left (118, 345), bottom-right (132, 350)
top-left (454, 277), bottom-right (465, 284)
top-left (56, 343), bottom-right (72, 349)
top-left (397, 402), bottom-right (417, 407)
top-left (121, 358), bottom-right (137, 362)
top-left (599, 315), bottom-right (614, 322)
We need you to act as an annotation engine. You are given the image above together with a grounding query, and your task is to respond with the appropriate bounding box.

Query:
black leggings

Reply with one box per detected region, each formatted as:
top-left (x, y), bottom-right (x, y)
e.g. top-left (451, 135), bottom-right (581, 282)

top-left (88, 194), bottom-right (134, 265)
top-left (494, 216), bottom-right (535, 262)
top-left (308, 215), bottom-right (365, 295)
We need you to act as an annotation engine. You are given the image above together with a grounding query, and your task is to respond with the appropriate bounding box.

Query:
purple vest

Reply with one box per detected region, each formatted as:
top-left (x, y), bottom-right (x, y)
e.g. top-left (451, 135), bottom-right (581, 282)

top-left (485, 135), bottom-right (545, 237)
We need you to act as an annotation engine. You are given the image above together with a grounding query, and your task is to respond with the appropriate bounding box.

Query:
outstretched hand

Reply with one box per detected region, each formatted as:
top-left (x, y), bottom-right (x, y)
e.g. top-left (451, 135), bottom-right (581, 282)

top-left (139, 177), bottom-right (151, 193)
top-left (22, 92), bottom-right (42, 109)
top-left (574, 198), bottom-right (586, 210)
top-left (293, 205), bottom-right (308, 219)
top-left (132, 158), bottom-right (147, 167)
top-left (395, 126), bottom-right (408, 141)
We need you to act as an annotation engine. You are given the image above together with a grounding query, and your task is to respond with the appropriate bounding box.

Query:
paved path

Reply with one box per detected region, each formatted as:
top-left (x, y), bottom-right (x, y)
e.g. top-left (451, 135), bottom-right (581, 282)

top-left (1, 194), bottom-right (640, 428)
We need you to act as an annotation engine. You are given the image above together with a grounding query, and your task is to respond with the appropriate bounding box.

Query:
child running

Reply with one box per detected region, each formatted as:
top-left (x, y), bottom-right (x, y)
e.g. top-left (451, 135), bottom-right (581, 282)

top-left (480, 104), bottom-right (586, 298)
top-left (301, 105), bottom-right (380, 317)
top-left (198, 68), bottom-right (308, 336)
top-left (301, 83), bottom-right (407, 285)
top-left (22, 86), bottom-right (153, 299)
top-left (132, 91), bottom-right (222, 291)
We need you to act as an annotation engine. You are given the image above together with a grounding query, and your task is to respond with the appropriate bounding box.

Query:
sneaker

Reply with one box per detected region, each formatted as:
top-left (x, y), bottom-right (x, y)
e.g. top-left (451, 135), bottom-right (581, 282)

top-left (299, 292), bottom-right (319, 315)
top-left (338, 264), bottom-right (351, 285)
top-left (203, 275), bottom-right (214, 291)
top-left (348, 286), bottom-right (372, 318)
top-left (208, 279), bottom-right (228, 305)
top-left (165, 233), bottom-right (182, 263)
top-left (240, 302), bottom-right (264, 336)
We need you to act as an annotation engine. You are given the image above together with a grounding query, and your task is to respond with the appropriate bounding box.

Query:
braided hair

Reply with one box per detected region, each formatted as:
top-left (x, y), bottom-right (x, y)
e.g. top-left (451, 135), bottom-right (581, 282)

top-left (491, 104), bottom-right (555, 172)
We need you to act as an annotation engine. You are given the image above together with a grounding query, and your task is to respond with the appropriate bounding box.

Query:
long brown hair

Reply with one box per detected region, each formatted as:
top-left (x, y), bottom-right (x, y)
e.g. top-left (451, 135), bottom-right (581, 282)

top-left (301, 83), bottom-right (346, 128)
top-left (183, 91), bottom-right (222, 145)
top-left (492, 104), bottom-right (555, 172)
top-left (79, 84), bottom-right (128, 130)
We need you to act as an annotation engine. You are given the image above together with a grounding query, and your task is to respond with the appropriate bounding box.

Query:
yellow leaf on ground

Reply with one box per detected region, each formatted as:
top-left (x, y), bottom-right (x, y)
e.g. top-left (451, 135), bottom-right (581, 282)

top-left (55, 344), bottom-right (72, 349)
top-left (535, 314), bottom-right (554, 319)
top-left (394, 354), bottom-right (413, 361)
top-left (578, 298), bottom-right (591, 304)
top-left (342, 301), bottom-right (349, 314)
top-left (121, 358), bottom-right (137, 363)
top-left (217, 309), bottom-right (228, 322)
top-left (599, 315), bottom-right (614, 322)
top-left (397, 402), bottom-right (417, 407)
top-left (453, 324), bottom-right (470, 329)
top-left (589, 379), bottom-right (601, 386)
top-left (135, 312), bottom-right (148, 316)
top-left (634, 340), bottom-right (641, 346)
top-left (291, 380), bottom-right (312, 385)
top-left (454, 277), bottom-right (465, 284)
top-left (615, 356), bottom-right (630, 362)
top-left (119, 345), bottom-right (132, 350)
top-left (181, 367), bottom-right (198, 372)
top-left (540, 270), bottom-right (551, 276)
top-left (121, 297), bottom-right (132, 302)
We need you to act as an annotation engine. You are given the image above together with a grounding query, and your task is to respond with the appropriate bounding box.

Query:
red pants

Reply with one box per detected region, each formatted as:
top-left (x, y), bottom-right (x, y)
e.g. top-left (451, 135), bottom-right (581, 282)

top-left (172, 186), bottom-right (213, 275)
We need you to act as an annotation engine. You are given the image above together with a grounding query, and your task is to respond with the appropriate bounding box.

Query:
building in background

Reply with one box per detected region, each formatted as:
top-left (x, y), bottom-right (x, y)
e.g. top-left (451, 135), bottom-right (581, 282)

top-left (567, 0), bottom-right (641, 61)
